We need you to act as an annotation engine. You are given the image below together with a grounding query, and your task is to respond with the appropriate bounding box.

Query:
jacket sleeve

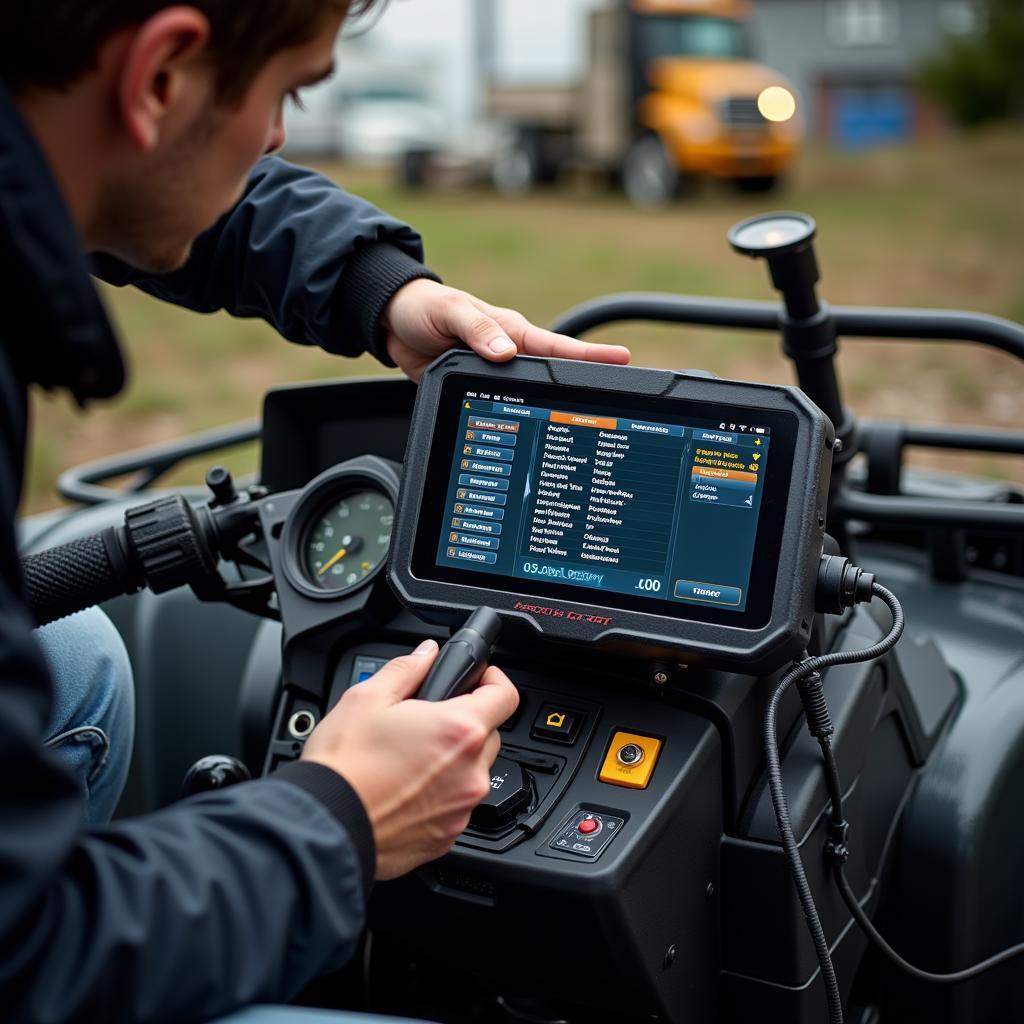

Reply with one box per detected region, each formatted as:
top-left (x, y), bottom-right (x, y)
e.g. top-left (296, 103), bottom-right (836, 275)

top-left (0, 380), bottom-right (376, 1024)
top-left (0, 601), bottom-right (377, 1024)
top-left (91, 155), bottom-right (440, 367)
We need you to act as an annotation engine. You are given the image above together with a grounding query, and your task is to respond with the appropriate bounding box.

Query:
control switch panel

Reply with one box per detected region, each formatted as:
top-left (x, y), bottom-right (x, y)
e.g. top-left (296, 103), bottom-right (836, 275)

top-left (471, 756), bottom-right (531, 828)
top-left (531, 704), bottom-right (584, 745)
top-left (599, 731), bottom-right (663, 790)
top-left (548, 809), bottom-right (624, 859)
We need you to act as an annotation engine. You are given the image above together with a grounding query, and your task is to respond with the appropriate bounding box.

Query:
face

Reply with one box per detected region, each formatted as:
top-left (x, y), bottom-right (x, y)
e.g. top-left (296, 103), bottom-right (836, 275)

top-left (94, 9), bottom-right (346, 273)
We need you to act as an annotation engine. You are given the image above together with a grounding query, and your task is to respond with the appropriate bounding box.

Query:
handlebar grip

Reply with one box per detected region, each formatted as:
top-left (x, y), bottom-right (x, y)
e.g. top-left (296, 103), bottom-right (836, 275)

top-left (22, 528), bottom-right (141, 627)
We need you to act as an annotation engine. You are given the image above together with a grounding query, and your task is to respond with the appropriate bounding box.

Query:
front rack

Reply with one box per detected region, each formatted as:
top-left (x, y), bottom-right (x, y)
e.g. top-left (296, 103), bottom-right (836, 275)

top-left (56, 297), bottom-right (1024, 582)
top-left (552, 295), bottom-right (1024, 581)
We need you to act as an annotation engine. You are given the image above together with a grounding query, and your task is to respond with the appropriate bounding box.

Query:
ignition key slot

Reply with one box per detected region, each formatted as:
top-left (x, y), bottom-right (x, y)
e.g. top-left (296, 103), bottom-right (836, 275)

top-left (287, 709), bottom-right (317, 739)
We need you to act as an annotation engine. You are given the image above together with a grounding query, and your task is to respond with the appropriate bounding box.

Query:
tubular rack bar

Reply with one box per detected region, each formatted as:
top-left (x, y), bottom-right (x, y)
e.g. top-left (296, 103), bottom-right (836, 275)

top-left (550, 294), bottom-right (1024, 363)
top-left (57, 420), bottom-right (260, 506)
top-left (859, 420), bottom-right (1024, 498)
top-left (833, 491), bottom-right (1023, 532)
top-left (56, 298), bottom-right (1024, 513)
top-left (888, 423), bottom-right (1024, 455)
top-left (553, 296), bottom-right (1024, 538)
top-left (851, 421), bottom-right (1024, 536)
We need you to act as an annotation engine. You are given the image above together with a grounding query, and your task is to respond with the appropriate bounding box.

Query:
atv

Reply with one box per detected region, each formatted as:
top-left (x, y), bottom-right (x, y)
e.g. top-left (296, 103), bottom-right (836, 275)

top-left (20, 212), bottom-right (1024, 1024)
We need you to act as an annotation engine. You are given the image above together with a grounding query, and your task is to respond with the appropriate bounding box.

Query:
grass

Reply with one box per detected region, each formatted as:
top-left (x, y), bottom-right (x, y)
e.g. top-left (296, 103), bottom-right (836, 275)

top-left (24, 129), bottom-right (1024, 513)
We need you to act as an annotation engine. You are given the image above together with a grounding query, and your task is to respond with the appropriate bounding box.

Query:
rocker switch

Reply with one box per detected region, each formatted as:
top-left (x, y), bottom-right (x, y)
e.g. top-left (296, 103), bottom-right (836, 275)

top-left (548, 809), bottom-right (624, 859)
top-left (470, 756), bottom-right (531, 828)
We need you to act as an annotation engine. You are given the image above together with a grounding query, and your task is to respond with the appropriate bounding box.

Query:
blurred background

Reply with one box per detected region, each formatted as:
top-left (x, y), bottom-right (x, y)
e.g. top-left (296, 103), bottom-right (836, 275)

top-left (26, 0), bottom-right (1023, 511)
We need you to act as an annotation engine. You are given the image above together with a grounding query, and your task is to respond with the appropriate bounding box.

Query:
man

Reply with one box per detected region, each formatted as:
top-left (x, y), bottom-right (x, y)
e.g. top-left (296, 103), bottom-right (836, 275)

top-left (0, 2), bottom-right (629, 1021)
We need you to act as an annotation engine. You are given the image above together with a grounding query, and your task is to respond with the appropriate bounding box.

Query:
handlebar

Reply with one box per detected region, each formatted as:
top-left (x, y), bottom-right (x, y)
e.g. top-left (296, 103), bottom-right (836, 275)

top-left (549, 293), bottom-right (1024, 363)
top-left (22, 489), bottom-right (266, 627)
top-left (23, 529), bottom-right (142, 627)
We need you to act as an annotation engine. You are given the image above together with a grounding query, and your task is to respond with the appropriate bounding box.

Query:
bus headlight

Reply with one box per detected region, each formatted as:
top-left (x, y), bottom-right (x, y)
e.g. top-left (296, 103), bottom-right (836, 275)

top-left (757, 86), bottom-right (796, 123)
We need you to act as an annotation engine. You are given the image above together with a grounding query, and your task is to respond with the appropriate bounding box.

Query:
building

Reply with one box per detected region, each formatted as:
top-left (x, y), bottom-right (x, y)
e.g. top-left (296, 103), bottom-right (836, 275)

top-left (330, 0), bottom-right (981, 150)
top-left (750, 0), bottom-right (981, 146)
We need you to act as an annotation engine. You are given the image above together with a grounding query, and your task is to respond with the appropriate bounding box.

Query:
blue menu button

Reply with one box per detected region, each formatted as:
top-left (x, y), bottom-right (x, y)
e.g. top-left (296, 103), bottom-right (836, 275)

top-left (673, 580), bottom-right (742, 607)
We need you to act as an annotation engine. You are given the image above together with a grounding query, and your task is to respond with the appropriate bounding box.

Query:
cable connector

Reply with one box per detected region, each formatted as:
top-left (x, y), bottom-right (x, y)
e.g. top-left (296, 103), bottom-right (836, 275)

top-left (796, 670), bottom-right (834, 740)
top-left (815, 554), bottom-right (876, 615)
top-left (826, 819), bottom-right (850, 866)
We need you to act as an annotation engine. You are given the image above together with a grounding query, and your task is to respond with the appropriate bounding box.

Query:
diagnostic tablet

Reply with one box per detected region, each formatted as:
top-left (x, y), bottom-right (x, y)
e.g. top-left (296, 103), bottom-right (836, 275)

top-left (390, 353), bottom-right (834, 671)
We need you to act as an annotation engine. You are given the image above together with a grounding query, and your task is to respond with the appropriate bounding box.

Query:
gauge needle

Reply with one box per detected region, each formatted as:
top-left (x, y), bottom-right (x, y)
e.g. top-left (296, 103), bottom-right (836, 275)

top-left (317, 547), bottom-right (348, 576)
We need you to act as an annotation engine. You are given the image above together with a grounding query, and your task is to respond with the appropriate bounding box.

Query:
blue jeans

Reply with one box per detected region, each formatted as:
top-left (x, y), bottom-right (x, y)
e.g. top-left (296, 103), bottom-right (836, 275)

top-left (37, 606), bottom-right (135, 824)
top-left (38, 610), bottom-right (430, 1024)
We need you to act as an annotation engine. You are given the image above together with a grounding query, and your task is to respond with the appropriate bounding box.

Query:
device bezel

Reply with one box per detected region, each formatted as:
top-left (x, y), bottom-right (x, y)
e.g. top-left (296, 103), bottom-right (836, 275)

top-left (413, 373), bottom-right (795, 629)
top-left (389, 353), bottom-right (834, 671)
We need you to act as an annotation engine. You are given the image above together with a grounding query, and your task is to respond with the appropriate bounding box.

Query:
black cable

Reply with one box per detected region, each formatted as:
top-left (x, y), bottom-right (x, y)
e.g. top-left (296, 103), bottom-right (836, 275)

top-left (820, 589), bottom-right (1024, 982)
top-left (832, 859), bottom-right (1024, 984)
top-left (763, 582), bottom-right (905, 1024)
top-left (767, 581), bottom-right (1024, 1023)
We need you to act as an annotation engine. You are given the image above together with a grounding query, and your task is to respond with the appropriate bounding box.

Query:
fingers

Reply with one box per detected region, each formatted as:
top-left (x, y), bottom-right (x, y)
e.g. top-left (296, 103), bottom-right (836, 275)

top-left (481, 302), bottom-right (631, 365)
top-left (455, 666), bottom-right (520, 732)
top-left (363, 640), bottom-right (439, 703)
top-left (390, 280), bottom-right (630, 370)
top-left (436, 293), bottom-right (519, 362)
top-left (482, 729), bottom-right (502, 769)
top-left (517, 324), bottom-right (631, 364)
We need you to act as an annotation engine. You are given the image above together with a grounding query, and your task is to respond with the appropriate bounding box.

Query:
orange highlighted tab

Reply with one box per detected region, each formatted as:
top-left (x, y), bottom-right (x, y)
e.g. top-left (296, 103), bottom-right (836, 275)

top-left (550, 411), bottom-right (618, 430)
top-left (691, 466), bottom-right (759, 485)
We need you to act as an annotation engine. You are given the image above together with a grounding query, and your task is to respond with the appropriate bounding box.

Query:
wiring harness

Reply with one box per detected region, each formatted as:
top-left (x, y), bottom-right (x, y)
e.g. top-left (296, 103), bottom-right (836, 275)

top-left (766, 559), bottom-right (1024, 1024)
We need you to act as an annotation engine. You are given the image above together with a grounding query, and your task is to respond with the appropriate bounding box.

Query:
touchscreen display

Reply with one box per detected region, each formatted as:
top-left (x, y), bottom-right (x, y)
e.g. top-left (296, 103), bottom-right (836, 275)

top-left (425, 378), bottom-right (784, 617)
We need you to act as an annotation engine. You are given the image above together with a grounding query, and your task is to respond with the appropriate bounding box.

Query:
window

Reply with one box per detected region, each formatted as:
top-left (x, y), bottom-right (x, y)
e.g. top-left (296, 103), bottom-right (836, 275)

top-left (639, 15), bottom-right (752, 62)
top-left (938, 1), bottom-right (979, 36)
top-left (826, 0), bottom-right (901, 47)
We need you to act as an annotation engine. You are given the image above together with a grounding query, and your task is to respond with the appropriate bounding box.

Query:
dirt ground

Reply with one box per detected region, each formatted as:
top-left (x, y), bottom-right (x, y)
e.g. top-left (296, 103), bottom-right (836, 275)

top-left (24, 129), bottom-right (1024, 513)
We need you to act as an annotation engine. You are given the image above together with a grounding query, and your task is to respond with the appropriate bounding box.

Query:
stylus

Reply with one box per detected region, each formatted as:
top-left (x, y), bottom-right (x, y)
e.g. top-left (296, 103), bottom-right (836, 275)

top-left (417, 606), bottom-right (503, 702)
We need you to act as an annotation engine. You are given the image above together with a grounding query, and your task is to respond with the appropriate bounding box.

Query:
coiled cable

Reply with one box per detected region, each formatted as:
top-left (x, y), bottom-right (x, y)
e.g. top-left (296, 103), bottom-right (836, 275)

top-left (763, 582), bottom-right (904, 1024)
top-left (766, 581), bottom-right (1024, 1023)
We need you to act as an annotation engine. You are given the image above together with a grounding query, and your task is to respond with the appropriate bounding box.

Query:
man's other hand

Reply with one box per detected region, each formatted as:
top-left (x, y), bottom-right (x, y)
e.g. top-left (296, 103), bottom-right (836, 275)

top-left (382, 279), bottom-right (631, 381)
top-left (300, 640), bottom-right (519, 880)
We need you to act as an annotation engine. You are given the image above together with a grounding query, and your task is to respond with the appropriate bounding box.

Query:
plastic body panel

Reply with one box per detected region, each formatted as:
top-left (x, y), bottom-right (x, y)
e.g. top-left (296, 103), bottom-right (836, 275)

top-left (857, 543), bottom-right (1024, 1023)
top-left (368, 661), bottom-right (725, 1023)
top-left (261, 377), bottom-right (417, 493)
top-left (390, 352), bottom-right (834, 673)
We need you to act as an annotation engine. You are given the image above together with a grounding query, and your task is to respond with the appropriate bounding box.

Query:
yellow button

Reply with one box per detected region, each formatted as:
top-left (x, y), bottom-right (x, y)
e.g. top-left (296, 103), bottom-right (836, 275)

top-left (599, 731), bottom-right (663, 790)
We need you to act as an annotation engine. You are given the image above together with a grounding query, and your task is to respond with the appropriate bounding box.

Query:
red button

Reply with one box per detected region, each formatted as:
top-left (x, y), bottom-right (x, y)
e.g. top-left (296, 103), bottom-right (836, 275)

top-left (578, 818), bottom-right (599, 834)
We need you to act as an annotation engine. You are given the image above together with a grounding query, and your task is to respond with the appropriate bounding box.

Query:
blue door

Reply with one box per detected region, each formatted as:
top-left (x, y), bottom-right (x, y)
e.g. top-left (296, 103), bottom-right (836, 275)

top-left (833, 86), bottom-right (912, 149)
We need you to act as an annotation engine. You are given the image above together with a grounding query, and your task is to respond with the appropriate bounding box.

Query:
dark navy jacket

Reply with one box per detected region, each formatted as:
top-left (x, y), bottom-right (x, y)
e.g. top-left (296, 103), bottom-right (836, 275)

top-left (0, 77), bottom-right (437, 1023)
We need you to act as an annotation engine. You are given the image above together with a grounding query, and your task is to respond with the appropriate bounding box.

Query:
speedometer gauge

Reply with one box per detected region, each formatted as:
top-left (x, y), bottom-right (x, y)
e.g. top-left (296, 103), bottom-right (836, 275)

top-left (281, 460), bottom-right (401, 603)
top-left (305, 489), bottom-right (394, 593)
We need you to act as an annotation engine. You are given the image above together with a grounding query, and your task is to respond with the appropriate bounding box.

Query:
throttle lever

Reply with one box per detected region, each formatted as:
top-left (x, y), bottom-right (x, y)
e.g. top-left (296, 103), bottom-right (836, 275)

top-left (417, 607), bottom-right (502, 701)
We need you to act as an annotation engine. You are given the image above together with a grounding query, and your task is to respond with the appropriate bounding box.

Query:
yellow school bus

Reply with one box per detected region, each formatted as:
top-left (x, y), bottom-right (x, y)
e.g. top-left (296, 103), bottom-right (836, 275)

top-left (489, 0), bottom-right (802, 205)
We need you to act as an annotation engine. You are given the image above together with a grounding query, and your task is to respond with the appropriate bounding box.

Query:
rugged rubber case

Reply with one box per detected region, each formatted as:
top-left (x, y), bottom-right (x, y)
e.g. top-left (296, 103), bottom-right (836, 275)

top-left (389, 352), bottom-right (834, 672)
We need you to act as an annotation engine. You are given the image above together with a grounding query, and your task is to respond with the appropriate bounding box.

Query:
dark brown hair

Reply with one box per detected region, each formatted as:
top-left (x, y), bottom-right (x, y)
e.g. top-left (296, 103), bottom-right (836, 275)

top-left (0, 0), bottom-right (386, 99)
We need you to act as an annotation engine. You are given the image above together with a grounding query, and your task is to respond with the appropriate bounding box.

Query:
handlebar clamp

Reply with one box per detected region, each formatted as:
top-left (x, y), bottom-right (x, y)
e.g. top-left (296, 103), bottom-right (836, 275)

top-left (124, 496), bottom-right (220, 595)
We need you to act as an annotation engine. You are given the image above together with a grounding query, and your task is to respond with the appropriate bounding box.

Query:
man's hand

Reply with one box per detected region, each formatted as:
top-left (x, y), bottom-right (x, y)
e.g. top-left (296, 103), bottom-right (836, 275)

top-left (382, 279), bottom-right (631, 381)
top-left (300, 640), bottom-right (518, 880)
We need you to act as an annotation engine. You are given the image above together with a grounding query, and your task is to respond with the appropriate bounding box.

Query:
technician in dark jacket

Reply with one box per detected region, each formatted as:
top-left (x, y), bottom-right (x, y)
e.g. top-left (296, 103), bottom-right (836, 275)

top-left (0, 1), bottom-right (627, 1021)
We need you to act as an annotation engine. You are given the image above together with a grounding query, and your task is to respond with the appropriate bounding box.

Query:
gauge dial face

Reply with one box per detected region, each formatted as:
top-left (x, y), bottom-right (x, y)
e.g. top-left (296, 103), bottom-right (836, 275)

top-left (304, 488), bottom-right (394, 592)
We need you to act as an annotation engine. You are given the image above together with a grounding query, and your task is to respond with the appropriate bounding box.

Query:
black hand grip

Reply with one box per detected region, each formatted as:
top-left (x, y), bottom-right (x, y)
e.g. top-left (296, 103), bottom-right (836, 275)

top-left (20, 495), bottom-right (233, 627)
top-left (417, 607), bottom-right (502, 701)
top-left (22, 528), bottom-right (141, 627)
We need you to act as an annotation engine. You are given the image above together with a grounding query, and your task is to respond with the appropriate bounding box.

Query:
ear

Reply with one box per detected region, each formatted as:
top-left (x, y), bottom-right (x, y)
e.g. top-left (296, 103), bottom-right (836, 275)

top-left (116, 6), bottom-right (212, 152)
